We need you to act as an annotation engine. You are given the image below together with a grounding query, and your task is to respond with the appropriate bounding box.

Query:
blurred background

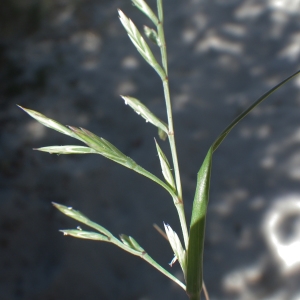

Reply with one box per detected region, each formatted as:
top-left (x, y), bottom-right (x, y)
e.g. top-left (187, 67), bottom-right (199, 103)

top-left (1, 0), bottom-right (300, 299)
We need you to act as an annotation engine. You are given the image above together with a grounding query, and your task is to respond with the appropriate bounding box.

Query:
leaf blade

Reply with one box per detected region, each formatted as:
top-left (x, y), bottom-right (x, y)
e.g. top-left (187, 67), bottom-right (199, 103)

top-left (212, 69), bottom-right (300, 152)
top-left (186, 147), bottom-right (212, 299)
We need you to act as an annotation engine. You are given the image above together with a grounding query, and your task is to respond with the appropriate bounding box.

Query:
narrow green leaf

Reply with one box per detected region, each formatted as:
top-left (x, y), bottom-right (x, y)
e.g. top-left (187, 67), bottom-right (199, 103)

top-left (212, 69), bottom-right (300, 152)
top-left (132, 0), bottom-right (159, 25)
top-left (155, 140), bottom-right (176, 190)
top-left (61, 229), bottom-right (110, 241)
top-left (35, 145), bottom-right (98, 154)
top-left (186, 148), bottom-right (212, 299)
top-left (121, 95), bottom-right (168, 134)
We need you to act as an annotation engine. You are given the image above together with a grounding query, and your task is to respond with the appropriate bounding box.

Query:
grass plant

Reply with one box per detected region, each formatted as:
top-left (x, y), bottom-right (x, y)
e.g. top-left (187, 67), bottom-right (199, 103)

top-left (20, 1), bottom-right (300, 299)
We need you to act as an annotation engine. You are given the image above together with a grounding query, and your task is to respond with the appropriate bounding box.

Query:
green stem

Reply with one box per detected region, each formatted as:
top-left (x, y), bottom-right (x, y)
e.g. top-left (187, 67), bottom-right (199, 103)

top-left (143, 253), bottom-right (186, 290)
top-left (112, 237), bottom-right (186, 290)
top-left (156, 0), bottom-right (188, 249)
top-left (162, 79), bottom-right (182, 199)
top-left (136, 165), bottom-right (188, 247)
top-left (134, 164), bottom-right (177, 199)
top-left (188, 292), bottom-right (201, 300)
top-left (157, 0), bottom-right (168, 74)
top-left (175, 200), bottom-right (189, 250)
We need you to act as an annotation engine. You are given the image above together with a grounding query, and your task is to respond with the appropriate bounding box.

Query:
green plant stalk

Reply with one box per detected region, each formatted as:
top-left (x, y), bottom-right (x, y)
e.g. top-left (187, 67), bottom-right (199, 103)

top-left (55, 202), bottom-right (186, 290)
top-left (186, 148), bottom-right (212, 300)
top-left (109, 236), bottom-right (186, 290)
top-left (156, 0), bottom-right (188, 249)
top-left (142, 253), bottom-right (186, 291)
top-left (129, 163), bottom-right (178, 199)
top-left (67, 234), bottom-right (187, 290)
top-left (157, 0), bottom-right (168, 74)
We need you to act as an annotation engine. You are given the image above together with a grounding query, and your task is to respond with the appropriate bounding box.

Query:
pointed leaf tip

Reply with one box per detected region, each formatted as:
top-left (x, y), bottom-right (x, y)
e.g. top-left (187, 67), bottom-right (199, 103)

top-left (131, 0), bottom-right (159, 26)
top-left (155, 140), bottom-right (176, 190)
top-left (212, 69), bottom-right (300, 152)
top-left (121, 95), bottom-right (168, 134)
top-left (19, 106), bottom-right (82, 141)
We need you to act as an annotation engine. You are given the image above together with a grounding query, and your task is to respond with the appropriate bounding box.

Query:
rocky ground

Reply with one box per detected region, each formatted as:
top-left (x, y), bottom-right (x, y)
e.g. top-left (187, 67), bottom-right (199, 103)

top-left (2, 0), bottom-right (300, 299)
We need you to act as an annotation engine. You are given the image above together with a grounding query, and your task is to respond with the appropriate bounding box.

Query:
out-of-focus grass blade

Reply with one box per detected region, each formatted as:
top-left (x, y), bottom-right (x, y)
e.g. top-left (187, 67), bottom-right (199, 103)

top-left (61, 229), bottom-right (110, 241)
top-left (35, 146), bottom-right (98, 154)
top-left (186, 69), bottom-right (300, 299)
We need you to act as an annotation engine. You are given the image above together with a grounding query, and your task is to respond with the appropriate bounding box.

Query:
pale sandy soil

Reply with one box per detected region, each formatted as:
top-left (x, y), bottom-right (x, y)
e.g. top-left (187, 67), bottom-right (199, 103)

top-left (1, 0), bottom-right (300, 299)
